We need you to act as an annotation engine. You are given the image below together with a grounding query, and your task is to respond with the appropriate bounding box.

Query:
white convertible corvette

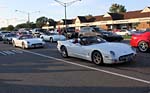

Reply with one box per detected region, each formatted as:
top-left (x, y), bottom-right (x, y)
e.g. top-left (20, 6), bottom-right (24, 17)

top-left (40, 32), bottom-right (66, 42)
top-left (57, 36), bottom-right (136, 65)
top-left (12, 35), bottom-right (45, 49)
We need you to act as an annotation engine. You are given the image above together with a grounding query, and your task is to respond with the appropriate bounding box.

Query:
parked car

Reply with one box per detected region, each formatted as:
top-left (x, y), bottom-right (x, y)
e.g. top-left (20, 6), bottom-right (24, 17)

top-left (115, 29), bottom-right (132, 36)
top-left (57, 36), bottom-right (136, 65)
top-left (16, 31), bottom-right (30, 36)
top-left (130, 30), bottom-right (144, 36)
top-left (130, 30), bottom-right (150, 52)
top-left (3, 33), bottom-right (17, 44)
top-left (0, 31), bottom-right (11, 40)
top-left (32, 28), bottom-right (46, 37)
top-left (79, 27), bottom-right (102, 37)
top-left (97, 31), bottom-right (123, 42)
top-left (40, 32), bottom-right (66, 42)
top-left (61, 27), bottom-right (75, 39)
top-left (0, 33), bottom-right (3, 41)
top-left (12, 34), bottom-right (45, 49)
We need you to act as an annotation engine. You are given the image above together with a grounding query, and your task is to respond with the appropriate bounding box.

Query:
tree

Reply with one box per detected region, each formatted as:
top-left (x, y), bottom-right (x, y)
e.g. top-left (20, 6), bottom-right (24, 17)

top-left (0, 27), bottom-right (7, 31)
top-left (15, 23), bottom-right (28, 29)
top-left (7, 25), bottom-right (14, 31)
top-left (48, 18), bottom-right (56, 28)
top-left (15, 22), bottom-right (36, 29)
top-left (109, 3), bottom-right (127, 13)
top-left (36, 16), bottom-right (48, 28)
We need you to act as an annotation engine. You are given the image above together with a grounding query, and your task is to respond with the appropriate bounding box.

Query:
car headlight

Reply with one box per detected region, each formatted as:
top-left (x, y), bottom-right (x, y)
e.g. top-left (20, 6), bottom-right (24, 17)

top-left (27, 41), bottom-right (30, 44)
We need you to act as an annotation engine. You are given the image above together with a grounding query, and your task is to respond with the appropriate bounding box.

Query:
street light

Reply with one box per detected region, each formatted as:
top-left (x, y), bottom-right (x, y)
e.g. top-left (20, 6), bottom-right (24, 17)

top-left (15, 10), bottom-right (40, 23)
top-left (54, 0), bottom-right (81, 32)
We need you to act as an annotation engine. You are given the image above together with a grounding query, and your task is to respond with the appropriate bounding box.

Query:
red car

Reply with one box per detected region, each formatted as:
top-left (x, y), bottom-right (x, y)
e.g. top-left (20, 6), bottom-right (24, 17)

top-left (130, 31), bottom-right (150, 52)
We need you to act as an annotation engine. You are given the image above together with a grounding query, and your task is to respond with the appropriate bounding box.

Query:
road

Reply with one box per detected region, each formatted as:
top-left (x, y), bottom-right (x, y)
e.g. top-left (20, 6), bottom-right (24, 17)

top-left (0, 40), bottom-right (150, 93)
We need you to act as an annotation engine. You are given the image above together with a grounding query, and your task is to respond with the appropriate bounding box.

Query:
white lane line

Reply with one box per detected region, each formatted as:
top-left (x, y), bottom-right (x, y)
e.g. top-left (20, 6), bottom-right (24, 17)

top-left (0, 51), bottom-right (7, 56)
top-left (11, 50), bottom-right (23, 54)
top-left (3, 50), bottom-right (15, 55)
top-left (21, 49), bottom-right (150, 84)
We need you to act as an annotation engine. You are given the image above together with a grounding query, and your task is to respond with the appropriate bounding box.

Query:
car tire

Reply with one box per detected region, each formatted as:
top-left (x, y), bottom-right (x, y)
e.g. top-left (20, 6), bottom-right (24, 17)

top-left (92, 51), bottom-right (103, 65)
top-left (22, 42), bottom-right (26, 49)
top-left (61, 46), bottom-right (68, 58)
top-left (12, 41), bottom-right (16, 47)
top-left (50, 37), bottom-right (53, 43)
top-left (138, 41), bottom-right (149, 52)
top-left (7, 40), bottom-right (10, 44)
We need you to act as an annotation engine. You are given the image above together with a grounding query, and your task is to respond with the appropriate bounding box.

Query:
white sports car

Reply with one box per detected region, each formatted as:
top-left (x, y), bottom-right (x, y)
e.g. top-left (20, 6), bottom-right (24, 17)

top-left (57, 36), bottom-right (136, 65)
top-left (12, 35), bottom-right (45, 49)
top-left (40, 32), bottom-right (66, 42)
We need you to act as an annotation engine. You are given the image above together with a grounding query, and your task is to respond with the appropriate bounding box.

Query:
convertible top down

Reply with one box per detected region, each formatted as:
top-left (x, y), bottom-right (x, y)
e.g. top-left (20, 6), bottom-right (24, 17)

top-left (57, 36), bottom-right (136, 65)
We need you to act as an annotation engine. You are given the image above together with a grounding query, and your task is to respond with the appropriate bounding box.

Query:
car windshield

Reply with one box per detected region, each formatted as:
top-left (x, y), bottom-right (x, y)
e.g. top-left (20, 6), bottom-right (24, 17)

top-left (80, 36), bottom-right (106, 45)
top-left (50, 33), bottom-right (58, 35)
top-left (7, 33), bottom-right (16, 37)
top-left (19, 35), bottom-right (33, 39)
top-left (102, 31), bottom-right (114, 35)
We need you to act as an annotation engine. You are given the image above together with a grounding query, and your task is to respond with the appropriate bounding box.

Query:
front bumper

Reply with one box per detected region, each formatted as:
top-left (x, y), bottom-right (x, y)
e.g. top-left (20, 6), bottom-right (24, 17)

top-left (104, 53), bottom-right (136, 64)
top-left (27, 43), bottom-right (45, 48)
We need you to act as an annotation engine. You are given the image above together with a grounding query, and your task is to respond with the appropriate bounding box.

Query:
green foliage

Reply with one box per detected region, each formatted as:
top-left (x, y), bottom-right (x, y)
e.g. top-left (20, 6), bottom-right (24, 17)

top-left (123, 35), bottom-right (131, 39)
top-left (7, 25), bottom-right (14, 31)
top-left (109, 3), bottom-right (127, 13)
top-left (0, 27), bottom-right (7, 31)
top-left (15, 22), bottom-right (36, 29)
top-left (0, 16), bottom-right (56, 30)
top-left (48, 18), bottom-right (56, 28)
top-left (36, 16), bottom-right (48, 28)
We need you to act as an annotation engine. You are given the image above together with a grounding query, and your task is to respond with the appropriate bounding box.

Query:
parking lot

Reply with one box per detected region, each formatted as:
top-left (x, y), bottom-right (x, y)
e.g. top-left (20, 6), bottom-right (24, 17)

top-left (0, 40), bottom-right (150, 93)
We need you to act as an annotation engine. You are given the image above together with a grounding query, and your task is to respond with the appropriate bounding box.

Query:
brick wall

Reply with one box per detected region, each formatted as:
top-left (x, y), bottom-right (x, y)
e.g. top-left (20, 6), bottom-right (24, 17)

top-left (99, 25), bottom-right (108, 30)
top-left (137, 22), bottom-right (150, 30)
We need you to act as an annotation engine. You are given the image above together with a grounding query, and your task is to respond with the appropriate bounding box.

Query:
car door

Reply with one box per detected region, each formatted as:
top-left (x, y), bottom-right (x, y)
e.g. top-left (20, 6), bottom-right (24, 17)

top-left (15, 37), bottom-right (23, 47)
top-left (43, 35), bottom-right (49, 41)
top-left (69, 43), bottom-right (88, 59)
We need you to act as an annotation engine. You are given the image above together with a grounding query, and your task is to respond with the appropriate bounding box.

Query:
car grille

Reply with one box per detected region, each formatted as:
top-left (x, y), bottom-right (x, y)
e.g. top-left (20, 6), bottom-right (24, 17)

top-left (119, 53), bottom-right (134, 62)
top-left (32, 43), bottom-right (43, 46)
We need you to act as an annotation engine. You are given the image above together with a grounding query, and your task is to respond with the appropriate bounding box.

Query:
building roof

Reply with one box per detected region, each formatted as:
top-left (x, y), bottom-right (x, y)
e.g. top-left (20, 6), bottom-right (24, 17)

top-left (123, 10), bottom-right (150, 19)
top-left (57, 7), bottom-right (150, 25)
top-left (77, 16), bottom-right (88, 23)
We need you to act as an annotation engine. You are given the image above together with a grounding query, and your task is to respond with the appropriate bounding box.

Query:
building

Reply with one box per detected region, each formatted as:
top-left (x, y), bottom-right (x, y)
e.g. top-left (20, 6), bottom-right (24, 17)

top-left (42, 7), bottom-right (150, 31)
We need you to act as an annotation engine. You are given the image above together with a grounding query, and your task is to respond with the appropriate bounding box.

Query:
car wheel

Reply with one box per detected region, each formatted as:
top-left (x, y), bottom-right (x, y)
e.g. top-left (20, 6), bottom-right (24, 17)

top-left (92, 51), bottom-right (103, 65)
top-left (50, 37), bottom-right (53, 43)
top-left (138, 41), bottom-right (149, 52)
top-left (22, 42), bottom-right (26, 49)
top-left (7, 40), bottom-right (10, 44)
top-left (61, 46), bottom-right (68, 58)
top-left (12, 41), bottom-right (16, 47)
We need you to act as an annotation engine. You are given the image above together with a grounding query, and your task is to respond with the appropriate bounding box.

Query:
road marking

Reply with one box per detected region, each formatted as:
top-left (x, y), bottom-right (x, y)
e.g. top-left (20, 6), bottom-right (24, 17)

top-left (0, 50), bottom-right (23, 56)
top-left (21, 49), bottom-right (150, 84)
top-left (11, 50), bottom-right (23, 53)
top-left (2, 50), bottom-right (15, 55)
top-left (0, 51), bottom-right (7, 56)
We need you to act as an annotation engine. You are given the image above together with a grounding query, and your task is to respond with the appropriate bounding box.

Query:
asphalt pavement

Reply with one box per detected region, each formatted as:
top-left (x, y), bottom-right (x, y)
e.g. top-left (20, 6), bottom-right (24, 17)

top-left (0, 41), bottom-right (150, 93)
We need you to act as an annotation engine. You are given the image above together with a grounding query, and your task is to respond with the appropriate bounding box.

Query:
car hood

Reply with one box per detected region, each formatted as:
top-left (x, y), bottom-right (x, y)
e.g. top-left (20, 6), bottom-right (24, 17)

top-left (53, 35), bottom-right (65, 38)
top-left (25, 38), bottom-right (43, 43)
top-left (89, 42), bottom-right (135, 56)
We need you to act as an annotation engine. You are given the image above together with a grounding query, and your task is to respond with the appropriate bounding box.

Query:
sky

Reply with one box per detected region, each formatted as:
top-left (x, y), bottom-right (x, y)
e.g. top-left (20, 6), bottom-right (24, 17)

top-left (0, 0), bottom-right (150, 27)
